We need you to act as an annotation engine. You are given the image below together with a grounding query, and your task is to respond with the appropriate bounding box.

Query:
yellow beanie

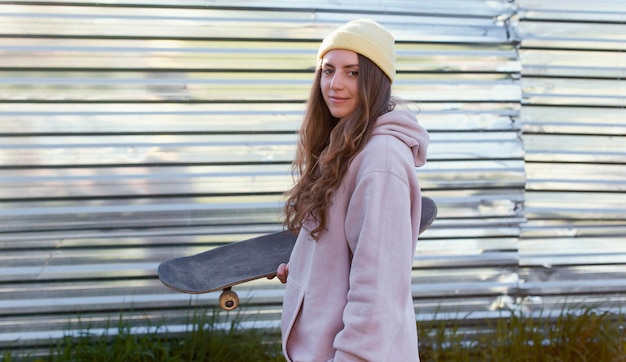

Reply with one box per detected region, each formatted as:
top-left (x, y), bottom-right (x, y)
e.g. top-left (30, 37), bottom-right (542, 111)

top-left (317, 19), bottom-right (396, 82)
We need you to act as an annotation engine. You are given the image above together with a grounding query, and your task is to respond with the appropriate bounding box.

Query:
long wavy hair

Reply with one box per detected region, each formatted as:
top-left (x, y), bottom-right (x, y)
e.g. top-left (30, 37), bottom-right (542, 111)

top-left (284, 54), bottom-right (395, 238)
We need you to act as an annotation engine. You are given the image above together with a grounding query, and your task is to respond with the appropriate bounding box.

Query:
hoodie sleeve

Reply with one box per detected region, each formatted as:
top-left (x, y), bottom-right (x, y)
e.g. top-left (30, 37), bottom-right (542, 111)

top-left (333, 160), bottom-right (418, 360)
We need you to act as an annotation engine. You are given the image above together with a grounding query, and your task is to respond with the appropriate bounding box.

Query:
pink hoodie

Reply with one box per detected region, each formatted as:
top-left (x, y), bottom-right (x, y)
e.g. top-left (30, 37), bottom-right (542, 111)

top-left (281, 109), bottom-right (429, 361)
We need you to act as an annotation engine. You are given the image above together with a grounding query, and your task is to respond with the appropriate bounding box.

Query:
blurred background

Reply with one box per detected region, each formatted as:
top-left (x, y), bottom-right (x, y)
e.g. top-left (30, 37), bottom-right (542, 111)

top-left (0, 0), bottom-right (625, 355)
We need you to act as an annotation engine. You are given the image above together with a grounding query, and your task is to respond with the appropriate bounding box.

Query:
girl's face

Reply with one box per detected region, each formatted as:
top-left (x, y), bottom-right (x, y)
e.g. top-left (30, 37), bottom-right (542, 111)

top-left (320, 49), bottom-right (360, 120)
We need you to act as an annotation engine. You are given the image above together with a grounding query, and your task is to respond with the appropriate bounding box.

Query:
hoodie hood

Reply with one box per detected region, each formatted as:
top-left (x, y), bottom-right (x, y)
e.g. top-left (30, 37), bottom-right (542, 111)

top-left (372, 109), bottom-right (430, 167)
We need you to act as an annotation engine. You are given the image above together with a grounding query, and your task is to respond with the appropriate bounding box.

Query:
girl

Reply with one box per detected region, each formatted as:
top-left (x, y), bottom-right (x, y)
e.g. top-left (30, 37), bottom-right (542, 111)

top-left (276, 19), bottom-right (429, 361)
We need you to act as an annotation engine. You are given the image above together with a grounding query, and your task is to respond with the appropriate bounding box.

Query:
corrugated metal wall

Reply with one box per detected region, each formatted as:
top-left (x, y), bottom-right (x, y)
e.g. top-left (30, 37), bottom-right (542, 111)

top-left (516, 0), bottom-right (626, 314)
top-left (0, 0), bottom-right (623, 353)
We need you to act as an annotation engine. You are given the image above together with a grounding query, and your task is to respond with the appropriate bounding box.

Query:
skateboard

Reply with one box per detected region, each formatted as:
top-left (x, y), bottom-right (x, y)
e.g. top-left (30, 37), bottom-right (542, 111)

top-left (158, 196), bottom-right (437, 311)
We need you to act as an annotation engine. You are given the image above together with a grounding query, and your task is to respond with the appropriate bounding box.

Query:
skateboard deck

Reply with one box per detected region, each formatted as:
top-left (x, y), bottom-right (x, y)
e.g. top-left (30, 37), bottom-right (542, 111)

top-left (159, 231), bottom-right (297, 310)
top-left (158, 196), bottom-right (437, 310)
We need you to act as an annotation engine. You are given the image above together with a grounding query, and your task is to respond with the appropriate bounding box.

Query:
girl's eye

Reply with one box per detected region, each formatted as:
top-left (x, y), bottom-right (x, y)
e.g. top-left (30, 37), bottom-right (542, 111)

top-left (348, 71), bottom-right (359, 77)
top-left (322, 68), bottom-right (334, 75)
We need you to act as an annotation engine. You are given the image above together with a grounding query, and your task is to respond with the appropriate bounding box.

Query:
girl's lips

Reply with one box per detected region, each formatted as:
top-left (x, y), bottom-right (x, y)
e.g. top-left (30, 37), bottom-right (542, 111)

top-left (330, 96), bottom-right (348, 102)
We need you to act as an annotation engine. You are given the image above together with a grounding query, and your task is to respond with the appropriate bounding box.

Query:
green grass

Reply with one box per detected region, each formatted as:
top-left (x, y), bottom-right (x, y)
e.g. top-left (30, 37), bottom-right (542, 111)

top-left (3, 304), bottom-right (625, 361)
top-left (3, 308), bottom-right (283, 362)
top-left (418, 304), bottom-right (626, 361)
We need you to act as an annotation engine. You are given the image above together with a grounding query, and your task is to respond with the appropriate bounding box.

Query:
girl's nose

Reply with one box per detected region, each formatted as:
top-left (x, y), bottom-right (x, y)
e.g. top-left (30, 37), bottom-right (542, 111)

top-left (330, 74), bottom-right (343, 90)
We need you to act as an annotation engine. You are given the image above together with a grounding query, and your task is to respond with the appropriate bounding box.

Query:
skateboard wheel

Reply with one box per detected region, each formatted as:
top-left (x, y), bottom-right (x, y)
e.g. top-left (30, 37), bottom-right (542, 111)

top-left (219, 290), bottom-right (239, 311)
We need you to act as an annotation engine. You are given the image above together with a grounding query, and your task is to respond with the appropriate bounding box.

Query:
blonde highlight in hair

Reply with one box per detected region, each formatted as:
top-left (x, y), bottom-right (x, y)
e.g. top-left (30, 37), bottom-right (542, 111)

top-left (284, 55), bottom-right (395, 238)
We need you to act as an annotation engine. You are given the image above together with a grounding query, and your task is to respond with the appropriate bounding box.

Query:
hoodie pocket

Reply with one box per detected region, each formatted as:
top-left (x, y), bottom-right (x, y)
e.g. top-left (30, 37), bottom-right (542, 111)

top-left (281, 280), bottom-right (304, 361)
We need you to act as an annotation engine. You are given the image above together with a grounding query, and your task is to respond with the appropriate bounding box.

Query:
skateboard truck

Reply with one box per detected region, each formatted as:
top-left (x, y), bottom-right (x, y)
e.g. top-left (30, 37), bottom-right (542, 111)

top-left (219, 287), bottom-right (239, 311)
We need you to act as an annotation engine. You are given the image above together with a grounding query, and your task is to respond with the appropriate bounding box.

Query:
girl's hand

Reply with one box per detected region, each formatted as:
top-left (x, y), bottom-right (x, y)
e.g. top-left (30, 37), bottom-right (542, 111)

top-left (268, 263), bottom-right (289, 284)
